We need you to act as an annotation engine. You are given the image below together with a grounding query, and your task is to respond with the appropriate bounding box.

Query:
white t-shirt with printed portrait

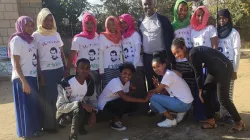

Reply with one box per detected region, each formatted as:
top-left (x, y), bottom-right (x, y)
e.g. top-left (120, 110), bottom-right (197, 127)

top-left (99, 34), bottom-right (122, 70)
top-left (161, 70), bottom-right (193, 104)
top-left (33, 32), bottom-right (64, 71)
top-left (68, 77), bottom-right (87, 102)
top-left (10, 36), bottom-right (37, 80)
top-left (191, 25), bottom-right (217, 48)
top-left (98, 77), bottom-right (130, 110)
top-left (174, 26), bottom-right (192, 49)
top-left (71, 35), bottom-right (100, 71)
top-left (122, 31), bottom-right (143, 67)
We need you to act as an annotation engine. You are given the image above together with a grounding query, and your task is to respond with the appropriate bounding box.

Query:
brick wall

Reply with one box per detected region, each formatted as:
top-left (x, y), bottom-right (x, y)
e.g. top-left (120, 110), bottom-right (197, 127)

top-left (0, 0), bottom-right (19, 46)
top-left (17, 0), bottom-right (42, 24)
top-left (0, 0), bottom-right (41, 77)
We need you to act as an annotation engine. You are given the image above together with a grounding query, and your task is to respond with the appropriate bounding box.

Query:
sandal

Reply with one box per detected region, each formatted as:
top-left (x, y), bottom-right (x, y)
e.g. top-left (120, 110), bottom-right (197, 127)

top-left (200, 122), bottom-right (217, 129)
top-left (228, 123), bottom-right (247, 133)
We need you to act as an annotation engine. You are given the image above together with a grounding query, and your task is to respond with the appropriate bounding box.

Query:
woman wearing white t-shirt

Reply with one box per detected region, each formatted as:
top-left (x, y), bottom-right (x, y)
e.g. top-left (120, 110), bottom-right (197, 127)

top-left (148, 51), bottom-right (193, 128)
top-left (33, 8), bottom-right (66, 132)
top-left (66, 12), bottom-right (101, 96)
top-left (191, 6), bottom-right (218, 49)
top-left (9, 16), bottom-right (41, 138)
top-left (217, 9), bottom-right (241, 124)
top-left (98, 63), bottom-right (149, 131)
top-left (119, 13), bottom-right (146, 104)
top-left (172, 1), bottom-right (206, 121)
top-left (99, 16), bottom-right (123, 88)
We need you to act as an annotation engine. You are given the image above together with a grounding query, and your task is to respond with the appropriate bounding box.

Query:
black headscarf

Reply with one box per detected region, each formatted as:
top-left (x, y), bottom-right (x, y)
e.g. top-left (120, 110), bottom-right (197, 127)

top-left (217, 9), bottom-right (233, 39)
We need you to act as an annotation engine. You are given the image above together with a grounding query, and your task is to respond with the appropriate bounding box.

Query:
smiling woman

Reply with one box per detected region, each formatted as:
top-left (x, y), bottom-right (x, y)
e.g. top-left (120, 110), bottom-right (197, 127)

top-left (9, 16), bottom-right (42, 138)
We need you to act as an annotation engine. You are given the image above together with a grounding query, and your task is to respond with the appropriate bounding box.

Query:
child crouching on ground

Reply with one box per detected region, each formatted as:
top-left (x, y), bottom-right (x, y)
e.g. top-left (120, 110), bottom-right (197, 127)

top-left (56, 58), bottom-right (98, 140)
top-left (148, 51), bottom-right (194, 127)
top-left (98, 63), bottom-right (149, 131)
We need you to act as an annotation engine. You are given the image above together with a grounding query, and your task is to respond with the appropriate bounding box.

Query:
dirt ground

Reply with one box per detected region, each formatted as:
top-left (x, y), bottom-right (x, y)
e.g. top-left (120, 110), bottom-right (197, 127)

top-left (0, 52), bottom-right (250, 140)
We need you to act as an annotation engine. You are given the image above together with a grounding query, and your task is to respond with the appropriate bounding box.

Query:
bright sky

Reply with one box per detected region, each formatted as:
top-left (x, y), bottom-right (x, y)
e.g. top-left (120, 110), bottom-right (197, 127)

top-left (88, 0), bottom-right (102, 4)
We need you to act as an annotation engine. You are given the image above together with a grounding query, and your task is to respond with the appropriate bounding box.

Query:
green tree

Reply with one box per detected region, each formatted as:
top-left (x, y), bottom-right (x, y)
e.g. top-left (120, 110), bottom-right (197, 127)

top-left (205, 0), bottom-right (249, 27)
top-left (60, 0), bottom-right (90, 25)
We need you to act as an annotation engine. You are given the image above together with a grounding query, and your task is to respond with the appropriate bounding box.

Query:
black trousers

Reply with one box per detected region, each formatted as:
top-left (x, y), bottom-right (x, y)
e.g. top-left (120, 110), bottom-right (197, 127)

top-left (202, 70), bottom-right (241, 122)
top-left (143, 53), bottom-right (158, 91)
top-left (103, 98), bottom-right (138, 118)
top-left (58, 107), bottom-right (92, 135)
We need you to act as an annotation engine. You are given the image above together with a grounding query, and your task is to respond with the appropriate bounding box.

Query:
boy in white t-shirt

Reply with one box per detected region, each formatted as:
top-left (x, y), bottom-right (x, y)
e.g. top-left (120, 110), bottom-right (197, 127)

top-left (148, 51), bottom-right (193, 128)
top-left (56, 58), bottom-right (98, 140)
top-left (98, 63), bottom-right (149, 131)
top-left (65, 12), bottom-right (101, 96)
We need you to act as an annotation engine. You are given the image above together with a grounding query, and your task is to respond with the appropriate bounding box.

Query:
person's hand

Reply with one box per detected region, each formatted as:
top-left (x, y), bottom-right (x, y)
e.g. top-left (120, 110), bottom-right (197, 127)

top-left (88, 113), bottom-right (96, 127)
top-left (39, 74), bottom-right (45, 87)
top-left (22, 81), bottom-right (31, 95)
top-left (152, 76), bottom-right (159, 87)
top-left (130, 84), bottom-right (137, 92)
top-left (199, 89), bottom-right (204, 103)
top-left (172, 70), bottom-right (182, 77)
top-left (144, 93), bottom-right (151, 102)
top-left (147, 90), bottom-right (155, 98)
top-left (82, 104), bottom-right (94, 112)
top-left (232, 72), bottom-right (237, 80)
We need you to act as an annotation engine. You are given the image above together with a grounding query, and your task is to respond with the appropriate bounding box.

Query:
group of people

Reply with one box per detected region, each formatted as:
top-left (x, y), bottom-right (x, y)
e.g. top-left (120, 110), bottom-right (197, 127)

top-left (9, 0), bottom-right (246, 139)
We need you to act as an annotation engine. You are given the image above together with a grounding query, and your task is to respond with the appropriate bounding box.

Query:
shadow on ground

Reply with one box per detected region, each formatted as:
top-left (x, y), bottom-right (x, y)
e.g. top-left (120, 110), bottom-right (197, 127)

top-left (32, 112), bottom-right (250, 140)
top-left (0, 79), bottom-right (13, 105)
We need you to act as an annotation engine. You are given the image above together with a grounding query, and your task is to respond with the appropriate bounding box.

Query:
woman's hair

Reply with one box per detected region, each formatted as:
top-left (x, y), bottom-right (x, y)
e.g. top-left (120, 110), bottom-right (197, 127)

top-left (119, 62), bottom-right (136, 73)
top-left (76, 58), bottom-right (90, 67)
top-left (152, 51), bottom-right (170, 69)
top-left (171, 37), bottom-right (186, 50)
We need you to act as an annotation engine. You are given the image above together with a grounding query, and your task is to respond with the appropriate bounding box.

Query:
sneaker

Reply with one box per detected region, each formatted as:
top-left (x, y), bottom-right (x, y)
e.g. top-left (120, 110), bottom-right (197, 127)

top-left (111, 121), bottom-right (127, 131)
top-left (157, 119), bottom-right (177, 127)
top-left (69, 134), bottom-right (78, 140)
top-left (176, 112), bottom-right (187, 123)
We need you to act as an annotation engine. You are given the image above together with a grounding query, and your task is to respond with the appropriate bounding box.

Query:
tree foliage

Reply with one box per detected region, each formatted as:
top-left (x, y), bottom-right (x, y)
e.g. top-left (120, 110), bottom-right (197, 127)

top-left (60, 0), bottom-right (90, 25)
top-left (205, 0), bottom-right (249, 27)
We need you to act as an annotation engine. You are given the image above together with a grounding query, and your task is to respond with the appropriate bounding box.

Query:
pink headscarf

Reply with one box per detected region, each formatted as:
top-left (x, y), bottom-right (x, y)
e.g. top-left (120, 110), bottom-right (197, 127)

top-left (100, 16), bottom-right (122, 44)
top-left (74, 12), bottom-right (97, 39)
top-left (119, 14), bottom-right (136, 38)
top-left (8, 16), bottom-right (34, 57)
top-left (191, 6), bottom-right (210, 31)
top-left (72, 12), bottom-right (97, 67)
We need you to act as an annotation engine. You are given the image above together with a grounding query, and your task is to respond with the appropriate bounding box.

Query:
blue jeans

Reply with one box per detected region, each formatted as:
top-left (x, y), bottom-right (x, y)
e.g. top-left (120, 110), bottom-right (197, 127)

top-left (150, 94), bottom-right (192, 114)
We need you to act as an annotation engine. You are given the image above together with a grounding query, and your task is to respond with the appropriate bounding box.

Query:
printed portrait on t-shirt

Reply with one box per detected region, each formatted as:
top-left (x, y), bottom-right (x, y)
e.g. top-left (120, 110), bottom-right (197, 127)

top-left (110, 50), bottom-right (118, 62)
top-left (50, 47), bottom-right (58, 60)
top-left (123, 48), bottom-right (129, 59)
top-left (88, 49), bottom-right (96, 61)
top-left (32, 53), bottom-right (37, 67)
